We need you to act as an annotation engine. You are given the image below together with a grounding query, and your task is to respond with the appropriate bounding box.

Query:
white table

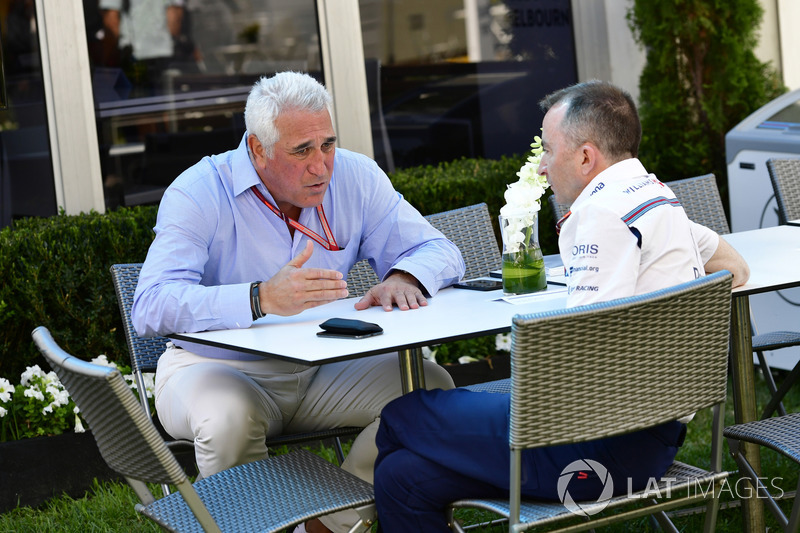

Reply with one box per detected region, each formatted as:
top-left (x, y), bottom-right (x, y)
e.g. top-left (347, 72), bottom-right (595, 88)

top-left (172, 283), bottom-right (568, 392)
top-left (723, 224), bottom-right (800, 531)
top-left (788, 219), bottom-right (800, 227)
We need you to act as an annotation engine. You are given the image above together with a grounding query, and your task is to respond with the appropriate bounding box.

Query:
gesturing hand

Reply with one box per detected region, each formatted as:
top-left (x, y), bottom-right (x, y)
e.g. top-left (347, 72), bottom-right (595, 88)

top-left (354, 270), bottom-right (427, 312)
top-left (259, 241), bottom-right (349, 316)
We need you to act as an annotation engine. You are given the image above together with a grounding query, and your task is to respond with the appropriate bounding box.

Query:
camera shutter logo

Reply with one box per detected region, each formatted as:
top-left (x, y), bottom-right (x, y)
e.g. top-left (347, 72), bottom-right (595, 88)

top-left (557, 459), bottom-right (614, 516)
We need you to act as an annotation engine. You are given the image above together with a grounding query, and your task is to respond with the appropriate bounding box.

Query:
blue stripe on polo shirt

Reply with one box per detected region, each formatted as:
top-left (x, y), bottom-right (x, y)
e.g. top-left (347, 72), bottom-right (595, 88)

top-left (621, 197), bottom-right (682, 226)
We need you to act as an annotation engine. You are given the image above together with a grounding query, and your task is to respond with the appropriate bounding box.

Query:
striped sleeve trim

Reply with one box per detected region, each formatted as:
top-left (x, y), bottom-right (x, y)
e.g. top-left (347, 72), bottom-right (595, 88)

top-left (621, 197), bottom-right (682, 226)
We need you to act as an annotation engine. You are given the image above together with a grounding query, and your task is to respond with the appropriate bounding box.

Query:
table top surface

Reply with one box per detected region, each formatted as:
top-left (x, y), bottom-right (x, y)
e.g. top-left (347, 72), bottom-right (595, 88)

top-left (172, 224), bottom-right (800, 364)
top-left (172, 282), bottom-right (569, 365)
top-left (722, 224), bottom-right (800, 296)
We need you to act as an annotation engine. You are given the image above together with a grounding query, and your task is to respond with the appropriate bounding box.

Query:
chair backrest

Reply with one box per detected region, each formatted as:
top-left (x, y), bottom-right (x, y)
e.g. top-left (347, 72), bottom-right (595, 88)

top-left (346, 260), bottom-right (381, 298)
top-left (425, 202), bottom-right (501, 280)
top-left (509, 270), bottom-right (732, 450)
top-left (31, 326), bottom-right (187, 488)
top-left (667, 173), bottom-right (730, 235)
top-left (110, 263), bottom-right (169, 375)
top-left (767, 158), bottom-right (800, 224)
top-left (549, 174), bottom-right (730, 235)
top-left (346, 203), bottom-right (502, 295)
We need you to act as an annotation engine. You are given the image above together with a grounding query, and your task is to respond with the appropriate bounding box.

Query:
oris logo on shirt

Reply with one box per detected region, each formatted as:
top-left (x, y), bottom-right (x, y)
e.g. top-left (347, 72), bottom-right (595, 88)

top-left (572, 243), bottom-right (599, 256)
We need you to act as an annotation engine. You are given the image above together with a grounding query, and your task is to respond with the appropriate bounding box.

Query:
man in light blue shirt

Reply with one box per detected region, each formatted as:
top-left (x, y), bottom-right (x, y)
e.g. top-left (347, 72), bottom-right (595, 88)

top-left (132, 71), bottom-right (464, 533)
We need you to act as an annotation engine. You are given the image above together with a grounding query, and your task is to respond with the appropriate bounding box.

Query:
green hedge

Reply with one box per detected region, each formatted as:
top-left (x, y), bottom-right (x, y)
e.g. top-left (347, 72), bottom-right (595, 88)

top-left (0, 156), bottom-right (557, 379)
top-left (391, 154), bottom-right (559, 254)
top-left (0, 207), bottom-right (158, 379)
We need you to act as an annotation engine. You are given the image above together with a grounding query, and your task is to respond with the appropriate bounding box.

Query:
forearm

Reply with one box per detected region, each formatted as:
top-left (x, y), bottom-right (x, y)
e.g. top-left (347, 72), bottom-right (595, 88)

top-left (387, 238), bottom-right (465, 296)
top-left (705, 238), bottom-right (750, 288)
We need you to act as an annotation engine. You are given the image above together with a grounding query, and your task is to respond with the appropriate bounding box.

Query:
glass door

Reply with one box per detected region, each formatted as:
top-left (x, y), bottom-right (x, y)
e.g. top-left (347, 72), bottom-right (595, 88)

top-left (360, 0), bottom-right (578, 172)
top-left (87, 0), bottom-right (324, 208)
top-left (0, 0), bottom-right (56, 228)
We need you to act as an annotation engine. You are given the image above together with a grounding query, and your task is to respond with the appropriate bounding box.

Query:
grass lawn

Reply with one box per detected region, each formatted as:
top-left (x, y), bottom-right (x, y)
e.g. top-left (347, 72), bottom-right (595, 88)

top-left (1, 371), bottom-right (798, 532)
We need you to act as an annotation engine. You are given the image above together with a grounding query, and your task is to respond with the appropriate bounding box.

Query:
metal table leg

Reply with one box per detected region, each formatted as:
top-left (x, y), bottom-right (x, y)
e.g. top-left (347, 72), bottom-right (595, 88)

top-left (397, 347), bottom-right (426, 394)
top-left (730, 295), bottom-right (764, 531)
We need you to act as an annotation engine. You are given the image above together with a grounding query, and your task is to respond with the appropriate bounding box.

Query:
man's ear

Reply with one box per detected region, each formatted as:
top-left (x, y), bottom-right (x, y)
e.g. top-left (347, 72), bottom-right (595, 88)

top-left (578, 142), bottom-right (604, 176)
top-left (247, 134), bottom-right (267, 168)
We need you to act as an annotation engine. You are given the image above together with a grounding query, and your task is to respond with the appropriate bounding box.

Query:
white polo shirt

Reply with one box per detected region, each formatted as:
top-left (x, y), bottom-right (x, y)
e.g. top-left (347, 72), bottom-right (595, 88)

top-left (558, 158), bottom-right (719, 308)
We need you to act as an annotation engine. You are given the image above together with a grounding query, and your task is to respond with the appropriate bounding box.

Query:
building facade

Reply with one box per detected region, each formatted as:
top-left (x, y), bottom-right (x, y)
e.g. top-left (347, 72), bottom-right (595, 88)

top-left (0, 0), bottom-right (796, 226)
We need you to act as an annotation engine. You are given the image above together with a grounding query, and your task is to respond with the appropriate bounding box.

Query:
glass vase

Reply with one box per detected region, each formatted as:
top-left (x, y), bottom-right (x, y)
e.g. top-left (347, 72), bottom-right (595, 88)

top-left (499, 212), bottom-right (547, 295)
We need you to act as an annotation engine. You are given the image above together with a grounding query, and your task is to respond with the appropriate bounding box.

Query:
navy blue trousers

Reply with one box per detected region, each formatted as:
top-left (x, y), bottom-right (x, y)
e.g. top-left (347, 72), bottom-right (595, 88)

top-left (374, 388), bottom-right (685, 532)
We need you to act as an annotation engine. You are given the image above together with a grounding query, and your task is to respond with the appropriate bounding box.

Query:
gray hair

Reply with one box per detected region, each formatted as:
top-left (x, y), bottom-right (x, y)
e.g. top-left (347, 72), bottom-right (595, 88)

top-left (244, 72), bottom-right (334, 158)
top-left (539, 80), bottom-right (641, 161)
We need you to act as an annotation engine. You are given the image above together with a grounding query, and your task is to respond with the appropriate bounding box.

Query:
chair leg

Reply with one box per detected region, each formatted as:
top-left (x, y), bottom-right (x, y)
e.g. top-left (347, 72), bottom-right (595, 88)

top-left (756, 350), bottom-right (788, 417)
top-left (702, 487), bottom-right (722, 533)
top-left (761, 360), bottom-right (800, 419)
top-left (334, 436), bottom-right (346, 466)
top-left (346, 504), bottom-right (377, 533)
top-left (649, 504), bottom-right (679, 533)
top-left (728, 438), bottom-right (790, 531)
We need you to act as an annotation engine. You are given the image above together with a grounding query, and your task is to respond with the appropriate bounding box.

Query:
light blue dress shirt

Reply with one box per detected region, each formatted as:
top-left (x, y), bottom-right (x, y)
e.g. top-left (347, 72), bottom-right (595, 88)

top-left (132, 135), bottom-right (465, 352)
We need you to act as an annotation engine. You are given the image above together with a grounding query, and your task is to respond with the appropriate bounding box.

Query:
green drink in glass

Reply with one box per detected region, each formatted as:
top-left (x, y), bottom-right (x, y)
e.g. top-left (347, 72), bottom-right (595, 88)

top-left (502, 249), bottom-right (546, 295)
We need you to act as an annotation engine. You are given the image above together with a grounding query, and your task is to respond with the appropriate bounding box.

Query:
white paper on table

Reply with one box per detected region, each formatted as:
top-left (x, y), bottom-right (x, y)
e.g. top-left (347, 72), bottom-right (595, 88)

top-left (495, 284), bottom-right (568, 305)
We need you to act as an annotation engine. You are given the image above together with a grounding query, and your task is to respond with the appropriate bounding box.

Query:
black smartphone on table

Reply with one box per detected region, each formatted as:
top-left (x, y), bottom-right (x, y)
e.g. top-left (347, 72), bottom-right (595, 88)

top-left (317, 318), bottom-right (384, 339)
top-left (453, 279), bottom-right (503, 291)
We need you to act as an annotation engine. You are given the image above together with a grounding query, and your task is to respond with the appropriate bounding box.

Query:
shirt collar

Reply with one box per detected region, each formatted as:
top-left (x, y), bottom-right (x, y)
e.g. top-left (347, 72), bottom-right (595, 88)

top-left (571, 157), bottom-right (649, 209)
top-left (231, 132), bottom-right (264, 197)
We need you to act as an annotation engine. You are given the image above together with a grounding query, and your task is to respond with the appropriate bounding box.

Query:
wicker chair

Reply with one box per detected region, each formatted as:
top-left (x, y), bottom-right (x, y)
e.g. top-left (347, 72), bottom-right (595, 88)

top-left (447, 270), bottom-right (733, 533)
top-left (725, 413), bottom-right (800, 532)
top-left (667, 173), bottom-right (731, 235)
top-left (425, 203), bottom-right (502, 280)
top-left (109, 264), bottom-right (361, 473)
top-left (767, 158), bottom-right (800, 225)
top-left (31, 326), bottom-right (375, 533)
top-left (550, 173), bottom-right (800, 418)
top-left (346, 202), bottom-right (502, 297)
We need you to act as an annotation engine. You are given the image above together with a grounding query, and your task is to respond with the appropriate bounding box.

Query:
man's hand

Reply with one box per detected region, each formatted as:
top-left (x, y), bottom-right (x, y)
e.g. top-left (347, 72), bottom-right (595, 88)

top-left (259, 241), bottom-right (348, 316)
top-left (354, 270), bottom-right (427, 312)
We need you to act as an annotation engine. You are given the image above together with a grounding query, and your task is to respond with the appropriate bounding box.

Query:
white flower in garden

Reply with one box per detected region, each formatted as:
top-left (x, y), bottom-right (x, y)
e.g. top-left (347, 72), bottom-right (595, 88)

top-left (0, 406), bottom-right (7, 418)
top-left (421, 346), bottom-right (437, 364)
top-left (49, 386), bottom-right (70, 407)
top-left (24, 386), bottom-right (45, 402)
top-left (73, 406), bottom-right (85, 433)
top-left (142, 372), bottom-right (156, 398)
top-left (125, 372), bottom-right (156, 399)
top-left (495, 333), bottom-right (511, 353)
top-left (0, 377), bottom-right (14, 403)
top-left (20, 365), bottom-right (44, 386)
top-left (91, 354), bottom-right (118, 368)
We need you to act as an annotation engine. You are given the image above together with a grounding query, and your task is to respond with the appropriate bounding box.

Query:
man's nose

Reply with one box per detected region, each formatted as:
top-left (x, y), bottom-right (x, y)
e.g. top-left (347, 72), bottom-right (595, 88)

top-left (307, 150), bottom-right (326, 176)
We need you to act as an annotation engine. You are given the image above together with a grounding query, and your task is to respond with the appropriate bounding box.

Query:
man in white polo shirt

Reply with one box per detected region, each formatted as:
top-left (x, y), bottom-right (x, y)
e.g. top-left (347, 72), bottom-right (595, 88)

top-left (370, 80), bottom-right (749, 533)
